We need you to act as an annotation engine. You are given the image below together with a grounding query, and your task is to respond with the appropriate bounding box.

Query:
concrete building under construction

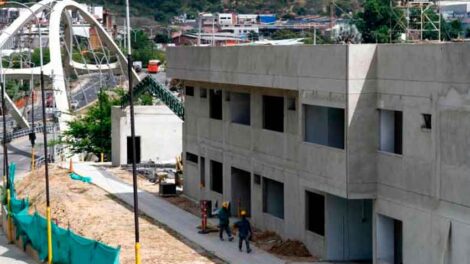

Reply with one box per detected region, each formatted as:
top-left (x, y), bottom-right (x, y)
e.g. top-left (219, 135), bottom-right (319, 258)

top-left (167, 43), bottom-right (470, 263)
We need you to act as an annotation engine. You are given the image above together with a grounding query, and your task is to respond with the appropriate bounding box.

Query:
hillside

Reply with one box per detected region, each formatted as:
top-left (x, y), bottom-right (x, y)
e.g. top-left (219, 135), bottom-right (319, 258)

top-left (83, 0), bottom-right (362, 22)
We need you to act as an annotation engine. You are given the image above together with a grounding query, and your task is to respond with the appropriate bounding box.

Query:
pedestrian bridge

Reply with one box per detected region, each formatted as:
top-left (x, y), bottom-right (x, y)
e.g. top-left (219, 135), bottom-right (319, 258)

top-left (0, 0), bottom-right (183, 134)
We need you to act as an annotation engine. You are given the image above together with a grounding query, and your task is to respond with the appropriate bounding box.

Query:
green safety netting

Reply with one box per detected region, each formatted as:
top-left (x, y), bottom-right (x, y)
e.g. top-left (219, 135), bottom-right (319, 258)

top-left (4, 163), bottom-right (120, 264)
top-left (69, 172), bottom-right (92, 183)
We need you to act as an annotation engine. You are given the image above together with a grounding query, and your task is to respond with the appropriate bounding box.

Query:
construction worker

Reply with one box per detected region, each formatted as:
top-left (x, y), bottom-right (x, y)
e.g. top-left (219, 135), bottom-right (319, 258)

top-left (234, 210), bottom-right (252, 253)
top-left (217, 201), bottom-right (233, 241)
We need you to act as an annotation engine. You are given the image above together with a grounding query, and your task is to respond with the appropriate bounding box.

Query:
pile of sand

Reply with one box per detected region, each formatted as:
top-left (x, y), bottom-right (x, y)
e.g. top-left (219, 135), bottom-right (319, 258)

top-left (15, 166), bottom-right (222, 264)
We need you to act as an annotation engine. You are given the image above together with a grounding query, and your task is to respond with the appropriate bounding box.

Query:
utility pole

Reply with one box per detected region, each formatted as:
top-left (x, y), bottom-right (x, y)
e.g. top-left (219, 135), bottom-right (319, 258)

top-left (198, 13), bottom-right (202, 46)
top-left (314, 27), bottom-right (317, 45)
top-left (125, 0), bottom-right (141, 262)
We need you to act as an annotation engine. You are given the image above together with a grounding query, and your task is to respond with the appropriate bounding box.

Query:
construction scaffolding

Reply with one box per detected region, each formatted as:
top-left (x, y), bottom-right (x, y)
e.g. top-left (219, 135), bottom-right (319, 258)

top-left (391, 0), bottom-right (442, 42)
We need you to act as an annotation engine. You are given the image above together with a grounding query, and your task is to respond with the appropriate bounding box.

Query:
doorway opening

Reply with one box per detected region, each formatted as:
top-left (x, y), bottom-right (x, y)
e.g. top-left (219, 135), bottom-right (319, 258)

top-left (377, 214), bottom-right (403, 264)
top-left (127, 136), bottom-right (141, 164)
top-left (231, 167), bottom-right (251, 216)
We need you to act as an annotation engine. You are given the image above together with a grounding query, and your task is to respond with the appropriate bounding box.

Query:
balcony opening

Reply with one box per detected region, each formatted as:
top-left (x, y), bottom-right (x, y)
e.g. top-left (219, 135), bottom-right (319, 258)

top-left (231, 167), bottom-right (251, 216)
top-left (210, 160), bottom-right (223, 194)
top-left (377, 215), bottom-right (403, 264)
top-left (200, 88), bottom-right (207, 98)
top-left (422, 113), bottom-right (431, 130)
top-left (210, 89), bottom-right (223, 120)
top-left (185, 152), bottom-right (198, 164)
top-left (230, 92), bottom-right (250, 125)
top-left (263, 95), bottom-right (284, 132)
top-left (304, 105), bottom-right (345, 149)
top-left (306, 191), bottom-right (325, 236)
top-left (200, 156), bottom-right (205, 188)
top-left (263, 177), bottom-right (284, 219)
top-left (379, 110), bottom-right (403, 154)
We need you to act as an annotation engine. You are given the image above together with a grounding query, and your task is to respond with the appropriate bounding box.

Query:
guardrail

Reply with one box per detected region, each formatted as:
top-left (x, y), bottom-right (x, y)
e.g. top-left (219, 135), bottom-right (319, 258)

top-left (0, 125), bottom-right (57, 143)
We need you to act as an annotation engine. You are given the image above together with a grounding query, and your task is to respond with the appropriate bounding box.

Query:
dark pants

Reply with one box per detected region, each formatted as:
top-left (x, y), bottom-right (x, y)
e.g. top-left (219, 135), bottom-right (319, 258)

top-left (219, 224), bottom-right (232, 239)
top-left (238, 236), bottom-right (250, 251)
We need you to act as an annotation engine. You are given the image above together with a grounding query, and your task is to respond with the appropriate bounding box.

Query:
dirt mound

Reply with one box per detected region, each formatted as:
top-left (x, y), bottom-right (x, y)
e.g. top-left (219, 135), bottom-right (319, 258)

top-left (269, 239), bottom-right (312, 257)
top-left (14, 165), bottom-right (221, 264)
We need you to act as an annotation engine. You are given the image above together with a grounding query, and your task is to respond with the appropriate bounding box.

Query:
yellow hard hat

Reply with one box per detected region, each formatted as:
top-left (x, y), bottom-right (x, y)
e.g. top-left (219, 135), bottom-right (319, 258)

top-left (240, 210), bottom-right (247, 216)
top-left (222, 201), bottom-right (229, 208)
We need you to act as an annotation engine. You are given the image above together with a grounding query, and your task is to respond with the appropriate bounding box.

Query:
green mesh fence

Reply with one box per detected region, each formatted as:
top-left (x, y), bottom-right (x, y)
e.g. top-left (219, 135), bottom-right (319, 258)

top-left (5, 163), bottom-right (120, 264)
top-left (69, 172), bottom-right (92, 183)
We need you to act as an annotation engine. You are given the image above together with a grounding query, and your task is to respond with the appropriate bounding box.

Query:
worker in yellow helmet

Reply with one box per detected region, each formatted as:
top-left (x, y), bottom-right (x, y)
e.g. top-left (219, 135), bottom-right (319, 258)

top-left (233, 210), bottom-right (252, 253)
top-left (216, 201), bottom-right (234, 241)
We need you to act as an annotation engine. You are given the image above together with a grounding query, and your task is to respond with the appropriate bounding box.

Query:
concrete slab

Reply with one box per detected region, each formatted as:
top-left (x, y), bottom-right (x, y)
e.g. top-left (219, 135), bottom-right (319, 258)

top-left (0, 230), bottom-right (36, 264)
top-left (72, 162), bottom-right (284, 264)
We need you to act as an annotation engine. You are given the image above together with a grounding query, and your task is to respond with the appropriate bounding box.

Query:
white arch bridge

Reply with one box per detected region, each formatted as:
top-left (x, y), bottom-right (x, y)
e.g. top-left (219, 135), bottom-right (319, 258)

top-left (0, 0), bottom-right (183, 133)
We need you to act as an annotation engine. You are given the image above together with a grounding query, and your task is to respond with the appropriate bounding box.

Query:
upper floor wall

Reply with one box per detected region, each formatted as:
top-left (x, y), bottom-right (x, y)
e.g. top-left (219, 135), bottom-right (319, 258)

top-left (167, 45), bottom-right (349, 93)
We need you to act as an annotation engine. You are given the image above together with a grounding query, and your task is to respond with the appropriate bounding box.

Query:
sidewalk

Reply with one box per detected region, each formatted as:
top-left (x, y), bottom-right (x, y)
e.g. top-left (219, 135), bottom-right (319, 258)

top-left (73, 162), bottom-right (284, 264)
top-left (0, 229), bottom-right (36, 264)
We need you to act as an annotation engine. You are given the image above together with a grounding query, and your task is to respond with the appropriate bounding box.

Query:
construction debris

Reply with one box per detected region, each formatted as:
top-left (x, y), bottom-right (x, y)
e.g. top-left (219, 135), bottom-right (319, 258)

top-left (253, 230), bottom-right (318, 262)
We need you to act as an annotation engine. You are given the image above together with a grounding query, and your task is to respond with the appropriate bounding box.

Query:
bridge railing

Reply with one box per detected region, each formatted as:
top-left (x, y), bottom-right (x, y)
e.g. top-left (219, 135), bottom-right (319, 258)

top-left (121, 76), bottom-right (185, 120)
top-left (0, 124), bottom-right (57, 143)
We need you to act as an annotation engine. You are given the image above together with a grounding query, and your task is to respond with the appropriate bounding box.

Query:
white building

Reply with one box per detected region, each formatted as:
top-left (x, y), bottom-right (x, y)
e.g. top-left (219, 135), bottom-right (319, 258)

top-left (237, 14), bottom-right (258, 25)
top-left (111, 105), bottom-right (183, 166)
top-left (217, 13), bottom-right (234, 26)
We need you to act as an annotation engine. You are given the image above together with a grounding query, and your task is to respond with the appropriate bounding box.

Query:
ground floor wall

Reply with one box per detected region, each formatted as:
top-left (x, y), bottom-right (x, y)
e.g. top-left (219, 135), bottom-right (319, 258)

top-left (183, 143), bottom-right (373, 261)
top-left (374, 186), bottom-right (470, 264)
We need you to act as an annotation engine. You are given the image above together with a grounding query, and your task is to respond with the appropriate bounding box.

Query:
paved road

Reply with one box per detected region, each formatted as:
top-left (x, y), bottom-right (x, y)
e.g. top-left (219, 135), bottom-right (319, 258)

top-left (0, 230), bottom-right (35, 264)
top-left (0, 133), bottom-right (45, 180)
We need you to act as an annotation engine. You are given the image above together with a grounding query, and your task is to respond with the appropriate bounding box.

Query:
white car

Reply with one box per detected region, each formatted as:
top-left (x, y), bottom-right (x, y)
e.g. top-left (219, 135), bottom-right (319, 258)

top-left (71, 100), bottom-right (79, 109)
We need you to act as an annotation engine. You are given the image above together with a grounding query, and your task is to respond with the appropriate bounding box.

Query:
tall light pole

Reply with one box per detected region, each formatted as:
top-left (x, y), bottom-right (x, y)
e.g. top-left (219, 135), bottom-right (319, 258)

top-left (1, 52), bottom-right (12, 243)
top-left (13, 2), bottom-right (53, 262)
top-left (125, 0), bottom-right (141, 263)
top-left (35, 6), bottom-right (53, 264)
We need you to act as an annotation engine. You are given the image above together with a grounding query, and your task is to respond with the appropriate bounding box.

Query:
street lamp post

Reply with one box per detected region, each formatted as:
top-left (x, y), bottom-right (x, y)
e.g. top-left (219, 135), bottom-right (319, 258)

top-left (125, 0), bottom-right (141, 263)
top-left (6, 2), bottom-right (52, 263)
top-left (0, 56), bottom-right (12, 243)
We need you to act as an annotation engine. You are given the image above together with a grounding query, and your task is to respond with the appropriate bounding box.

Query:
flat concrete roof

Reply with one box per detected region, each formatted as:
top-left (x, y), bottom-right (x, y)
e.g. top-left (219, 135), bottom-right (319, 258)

top-left (167, 43), bottom-right (470, 92)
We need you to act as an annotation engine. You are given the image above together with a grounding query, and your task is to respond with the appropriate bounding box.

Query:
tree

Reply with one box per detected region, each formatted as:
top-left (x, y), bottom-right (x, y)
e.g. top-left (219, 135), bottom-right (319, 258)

top-left (62, 92), bottom-right (119, 158)
top-left (154, 33), bottom-right (171, 44)
top-left (139, 94), bottom-right (153, 105)
top-left (271, 29), bottom-right (300, 40)
top-left (31, 47), bottom-right (50, 66)
top-left (353, 0), bottom-right (405, 43)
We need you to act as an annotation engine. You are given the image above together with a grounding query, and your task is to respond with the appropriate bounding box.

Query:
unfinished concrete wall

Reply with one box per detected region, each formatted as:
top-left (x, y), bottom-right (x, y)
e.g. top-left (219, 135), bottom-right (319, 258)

top-left (374, 43), bottom-right (470, 264)
top-left (169, 43), bottom-right (470, 263)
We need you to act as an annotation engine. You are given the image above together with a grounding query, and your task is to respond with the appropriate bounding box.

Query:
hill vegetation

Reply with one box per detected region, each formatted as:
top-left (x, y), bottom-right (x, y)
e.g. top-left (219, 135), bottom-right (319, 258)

top-left (82, 0), bottom-right (362, 22)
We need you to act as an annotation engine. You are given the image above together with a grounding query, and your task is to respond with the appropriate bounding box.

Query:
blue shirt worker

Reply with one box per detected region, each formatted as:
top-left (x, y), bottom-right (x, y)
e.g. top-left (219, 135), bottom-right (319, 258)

top-left (234, 210), bottom-right (252, 253)
top-left (217, 201), bottom-right (234, 241)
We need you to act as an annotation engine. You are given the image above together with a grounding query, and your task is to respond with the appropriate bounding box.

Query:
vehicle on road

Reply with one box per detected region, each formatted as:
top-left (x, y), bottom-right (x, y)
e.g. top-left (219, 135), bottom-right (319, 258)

top-left (147, 60), bottom-right (160, 74)
top-left (70, 100), bottom-right (79, 110)
top-left (133, 61), bottom-right (142, 72)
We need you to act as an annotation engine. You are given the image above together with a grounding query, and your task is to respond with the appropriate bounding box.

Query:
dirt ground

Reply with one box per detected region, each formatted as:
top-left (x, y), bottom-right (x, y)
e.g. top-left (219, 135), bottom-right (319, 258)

top-left (104, 167), bottom-right (319, 262)
top-left (104, 166), bottom-right (201, 217)
top-left (15, 166), bottom-right (223, 264)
